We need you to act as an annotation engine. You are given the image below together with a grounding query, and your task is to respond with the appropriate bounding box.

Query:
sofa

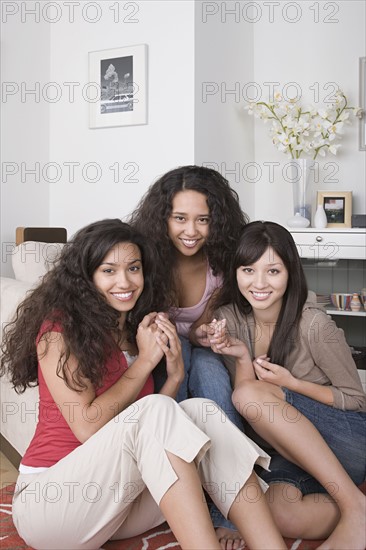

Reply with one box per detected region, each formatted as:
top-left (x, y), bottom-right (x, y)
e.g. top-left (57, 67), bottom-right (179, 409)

top-left (1, 239), bottom-right (65, 465)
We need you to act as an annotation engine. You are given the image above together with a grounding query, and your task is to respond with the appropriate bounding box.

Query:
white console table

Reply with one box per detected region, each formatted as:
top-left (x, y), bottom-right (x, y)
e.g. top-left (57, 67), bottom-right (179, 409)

top-left (289, 227), bottom-right (366, 261)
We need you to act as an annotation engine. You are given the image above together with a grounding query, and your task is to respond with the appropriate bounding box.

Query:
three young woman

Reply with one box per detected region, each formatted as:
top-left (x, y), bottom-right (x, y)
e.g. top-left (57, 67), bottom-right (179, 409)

top-left (206, 221), bottom-right (366, 550)
top-left (1, 219), bottom-right (286, 550)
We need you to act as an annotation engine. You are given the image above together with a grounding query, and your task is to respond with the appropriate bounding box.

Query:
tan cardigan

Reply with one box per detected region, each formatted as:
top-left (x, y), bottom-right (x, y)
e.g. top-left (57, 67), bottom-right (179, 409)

top-left (215, 297), bottom-right (366, 412)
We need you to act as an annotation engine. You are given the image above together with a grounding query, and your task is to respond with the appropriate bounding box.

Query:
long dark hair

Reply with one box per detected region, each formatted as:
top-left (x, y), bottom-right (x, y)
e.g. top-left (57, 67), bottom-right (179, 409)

top-left (216, 221), bottom-right (308, 365)
top-left (1, 219), bottom-right (166, 393)
top-left (128, 165), bottom-right (249, 304)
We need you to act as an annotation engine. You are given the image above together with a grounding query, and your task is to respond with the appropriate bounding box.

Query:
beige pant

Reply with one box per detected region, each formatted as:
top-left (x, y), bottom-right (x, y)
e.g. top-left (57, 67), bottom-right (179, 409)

top-left (13, 395), bottom-right (270, 550)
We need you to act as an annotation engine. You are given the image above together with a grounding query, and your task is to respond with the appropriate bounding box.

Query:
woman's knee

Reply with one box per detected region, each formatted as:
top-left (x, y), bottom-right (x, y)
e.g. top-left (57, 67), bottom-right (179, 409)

top-left (130, 394), bottom-right (178, 424)
top-left (232, 380), bottom-right (262, 410)
top-left (232, 381), bottom-right (280, 422)
top-left (180, 397), bottom-right (228, 428)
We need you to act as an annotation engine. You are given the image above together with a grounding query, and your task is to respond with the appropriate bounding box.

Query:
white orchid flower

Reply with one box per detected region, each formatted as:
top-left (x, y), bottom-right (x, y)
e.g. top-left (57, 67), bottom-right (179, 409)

top-left (339, 111), bottom-right (350, 121)
top-left (318, 109), bottom-right (330, 119)
top-left (330, 122), bottom-right (344, 134)
top-left (244, 91), bottom-right (356, 159)
top-left (277, 143), bottom-right (289, 153)
top-left (329, 144), bottom-right (341, 155)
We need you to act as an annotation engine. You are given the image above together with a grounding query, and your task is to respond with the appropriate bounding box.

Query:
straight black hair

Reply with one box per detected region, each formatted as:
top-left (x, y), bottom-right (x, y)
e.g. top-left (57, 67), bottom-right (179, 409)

top-left (216, 221), bottom-right (308, 365)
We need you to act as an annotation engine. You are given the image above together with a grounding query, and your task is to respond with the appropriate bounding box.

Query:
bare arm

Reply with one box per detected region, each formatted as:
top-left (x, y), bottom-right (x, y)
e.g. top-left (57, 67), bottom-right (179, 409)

top-left (306, 312), bottom-right (366, 410)
top-left (209, 319), bottom-right (256, 387)
top-left (253, 308), bottom-right (366, 409)
top-left (253, 356), bottom-right (334, 405)
top-left (39, 313), bottom-right (165, 443)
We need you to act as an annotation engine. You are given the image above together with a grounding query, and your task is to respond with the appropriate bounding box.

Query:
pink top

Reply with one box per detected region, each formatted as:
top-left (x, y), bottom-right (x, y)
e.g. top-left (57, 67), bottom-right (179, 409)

top-left (170, 265), bottom-right (223, 337)
top-left (21, 321), bottom-right (154, 468)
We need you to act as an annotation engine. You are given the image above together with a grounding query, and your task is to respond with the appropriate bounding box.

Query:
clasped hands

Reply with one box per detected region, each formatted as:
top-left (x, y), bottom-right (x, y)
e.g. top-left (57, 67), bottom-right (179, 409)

top-left (137, 312), bottom-right (184, 381)
top-left (195, 319), bottom-right (293, 387)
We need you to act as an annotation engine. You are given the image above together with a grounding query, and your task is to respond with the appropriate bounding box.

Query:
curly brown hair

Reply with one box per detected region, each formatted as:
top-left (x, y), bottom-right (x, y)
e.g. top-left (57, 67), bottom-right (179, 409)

top-left (0, 219), bottom-right (168, 393)
top-left (128, 165), bottom-right (249, 304)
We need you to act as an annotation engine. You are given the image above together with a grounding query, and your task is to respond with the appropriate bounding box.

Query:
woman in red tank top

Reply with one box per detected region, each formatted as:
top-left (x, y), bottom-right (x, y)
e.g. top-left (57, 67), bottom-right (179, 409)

top-left (1, 219), bottom-right (285, 550)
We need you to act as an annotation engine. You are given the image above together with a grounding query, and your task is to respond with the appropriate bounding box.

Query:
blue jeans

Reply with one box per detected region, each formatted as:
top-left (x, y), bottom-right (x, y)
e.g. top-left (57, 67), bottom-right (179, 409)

top-left (154, 336), bottom-right (246, 529)
top-left (178, 337), bottom-right (245, 432)
top-left (260, 389), bottom-right (366, 495)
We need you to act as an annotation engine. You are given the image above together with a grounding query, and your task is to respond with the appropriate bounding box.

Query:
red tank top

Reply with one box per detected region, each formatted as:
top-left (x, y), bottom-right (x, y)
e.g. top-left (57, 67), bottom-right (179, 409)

top-left (21, 321), bottom-right (154, 468)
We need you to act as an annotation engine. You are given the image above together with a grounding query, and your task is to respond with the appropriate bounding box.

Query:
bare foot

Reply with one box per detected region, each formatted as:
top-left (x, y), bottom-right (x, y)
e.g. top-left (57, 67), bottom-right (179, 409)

top-left (317, 498), bottom-right (366, 550)
top-left (216, 527), bottom-right (245, 550)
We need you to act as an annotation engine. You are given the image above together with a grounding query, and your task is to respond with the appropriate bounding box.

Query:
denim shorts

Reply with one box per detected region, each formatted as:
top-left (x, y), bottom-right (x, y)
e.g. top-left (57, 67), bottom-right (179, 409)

top-left (259, 388), bottom-right (366, 495)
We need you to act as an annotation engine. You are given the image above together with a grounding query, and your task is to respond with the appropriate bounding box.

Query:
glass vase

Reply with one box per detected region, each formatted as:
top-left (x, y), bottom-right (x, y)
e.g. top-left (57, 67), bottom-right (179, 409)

top-left (288, 159), bottom-right (314, 222)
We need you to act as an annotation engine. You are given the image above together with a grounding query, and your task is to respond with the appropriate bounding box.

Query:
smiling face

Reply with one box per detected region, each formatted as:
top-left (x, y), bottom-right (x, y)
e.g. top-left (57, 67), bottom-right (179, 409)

top-left (167, 190), bottom-right (210, 257)
top-left (92, 242), bottom-right (144, 320)
top-left (236, 246), bottom-right (289, 319)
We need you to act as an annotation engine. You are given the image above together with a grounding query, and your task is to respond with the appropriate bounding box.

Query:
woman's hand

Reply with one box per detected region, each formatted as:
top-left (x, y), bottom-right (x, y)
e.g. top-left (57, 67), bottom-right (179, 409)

top-left (191, 321), bottom-right (217, 347)
top-left (136, 312), bottom-right (165, 368)
top-left (209, 319), bottom-right (255, 386)
top-left (155, 314), bottom-right (184, 384)
top-left (253, 355), bottom-right (295, 388)
top-left (209, 319), bottom-right (250, 360)
top-left (154, 314), bottom-right (184, 398)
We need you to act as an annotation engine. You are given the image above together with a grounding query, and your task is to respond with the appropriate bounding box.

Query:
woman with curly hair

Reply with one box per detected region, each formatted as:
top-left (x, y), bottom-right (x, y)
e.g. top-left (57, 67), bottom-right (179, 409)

top-left (128, 165), bottom-right (250, 548)
top-left (128, 166), bottom-right (248, 409)
top-left (1, 218), bottom-right (286, 550)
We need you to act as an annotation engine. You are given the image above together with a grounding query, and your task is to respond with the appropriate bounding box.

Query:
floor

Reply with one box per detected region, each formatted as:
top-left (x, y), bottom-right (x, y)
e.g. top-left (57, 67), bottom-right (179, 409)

top-left (0, 451), bottom-right (18, 488)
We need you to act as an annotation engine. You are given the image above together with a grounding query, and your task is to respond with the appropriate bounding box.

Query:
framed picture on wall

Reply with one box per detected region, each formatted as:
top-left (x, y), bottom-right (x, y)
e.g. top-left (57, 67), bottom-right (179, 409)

top-left (317, 191), bottom-right (352, 228)
top-left (89, 44), bottom-right (147, 129)
top-left (359, 57), bottom-right (366, 151)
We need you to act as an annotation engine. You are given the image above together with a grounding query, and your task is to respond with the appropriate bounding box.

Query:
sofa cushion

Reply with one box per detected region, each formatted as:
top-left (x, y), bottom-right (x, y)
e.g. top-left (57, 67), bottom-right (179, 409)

top-left (11, 242), bottom-right (65, 283)
top-left (0, 277), bottom-right (35, 329)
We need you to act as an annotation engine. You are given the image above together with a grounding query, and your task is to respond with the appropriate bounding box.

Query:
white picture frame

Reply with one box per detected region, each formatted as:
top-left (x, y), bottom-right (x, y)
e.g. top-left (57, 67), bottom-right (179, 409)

top-left (89, 44), bottom-right (147, 129)
top-left (359, 57), bottom-right (366, 151)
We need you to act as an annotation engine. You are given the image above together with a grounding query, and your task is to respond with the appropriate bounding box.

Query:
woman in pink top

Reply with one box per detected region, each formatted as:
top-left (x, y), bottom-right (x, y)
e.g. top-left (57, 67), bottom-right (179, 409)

top-left (129, 166), bottom-right (248, 408)
top-left (1, 219), bottom-right (287, 550)
top-left (129, 165), bottom-right (250, 547)
top-left (129, 166), bottom-right (248, 399)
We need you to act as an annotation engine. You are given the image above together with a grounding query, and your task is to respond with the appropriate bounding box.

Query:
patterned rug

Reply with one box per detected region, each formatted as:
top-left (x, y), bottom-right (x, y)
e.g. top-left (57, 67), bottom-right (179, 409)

top-left (1, 482), bottom-right (365, 550)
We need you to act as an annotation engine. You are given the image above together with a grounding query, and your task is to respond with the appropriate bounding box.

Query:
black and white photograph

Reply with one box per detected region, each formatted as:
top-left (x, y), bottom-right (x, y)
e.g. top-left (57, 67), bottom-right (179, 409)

top-left (100, 56), bottom-right (134, 114)
top-left (89, 44), bottom-right (147, 128)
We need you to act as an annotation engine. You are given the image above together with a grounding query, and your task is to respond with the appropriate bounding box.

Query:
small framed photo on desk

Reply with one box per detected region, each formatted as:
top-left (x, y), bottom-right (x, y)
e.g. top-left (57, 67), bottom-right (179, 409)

top-left (317, 191), bottom-right (352, 228)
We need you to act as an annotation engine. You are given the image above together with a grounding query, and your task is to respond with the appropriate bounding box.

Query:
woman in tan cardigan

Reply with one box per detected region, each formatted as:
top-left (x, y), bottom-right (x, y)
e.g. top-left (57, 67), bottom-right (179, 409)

top-left (203, 221), bottom-right (366, 550)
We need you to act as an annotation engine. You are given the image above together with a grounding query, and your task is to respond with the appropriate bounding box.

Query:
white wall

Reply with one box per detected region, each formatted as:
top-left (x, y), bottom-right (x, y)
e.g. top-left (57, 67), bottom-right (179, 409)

top-left (194, 1), bottom-right (255, 219)
top-left (1, 0), bottom-right (195, 276)
top-left (2, 0), bottom-right (365, 278)
top-left (48, 0), bottom-right (195, 235)
top-left (193, 0), bottom-right (365, 224)
top-left (251, 0), bottom-right (366, 224)
top-left (1, 14), bottom-right (51, 276)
